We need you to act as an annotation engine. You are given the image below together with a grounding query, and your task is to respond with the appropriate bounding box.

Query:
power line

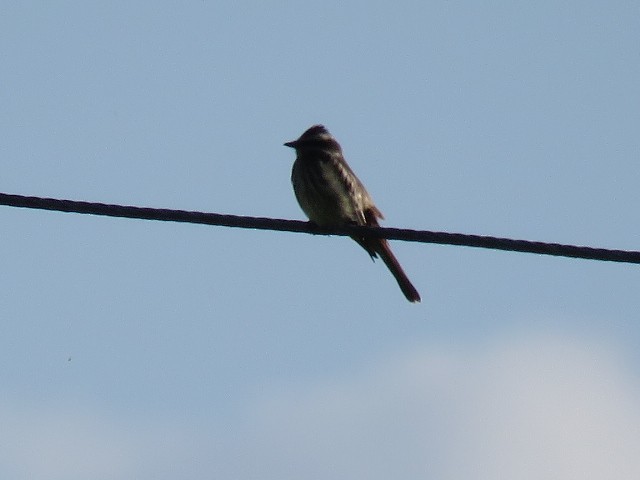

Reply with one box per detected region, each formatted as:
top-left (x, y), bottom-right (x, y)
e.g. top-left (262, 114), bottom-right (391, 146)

top-left (1, 192), bottom-right (638, 265)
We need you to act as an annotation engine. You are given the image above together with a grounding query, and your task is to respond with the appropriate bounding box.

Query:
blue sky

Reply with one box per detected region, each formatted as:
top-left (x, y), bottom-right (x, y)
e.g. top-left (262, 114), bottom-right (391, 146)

top-left (1, 2), bottom-right (639, 478)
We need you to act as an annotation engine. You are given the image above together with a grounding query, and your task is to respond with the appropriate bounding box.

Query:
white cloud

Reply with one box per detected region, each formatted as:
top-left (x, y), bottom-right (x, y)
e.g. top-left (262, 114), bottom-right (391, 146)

top-left (2, 333), bottom-right (639, 480)
top-left (239, 334), bottom-right (640, 480)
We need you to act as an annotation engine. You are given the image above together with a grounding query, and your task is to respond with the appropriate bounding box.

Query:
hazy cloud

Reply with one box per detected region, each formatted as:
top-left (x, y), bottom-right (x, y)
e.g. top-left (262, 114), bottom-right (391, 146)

top-left (239, 333), bottom-right (640, 479)
top-left (2, 332), bottom-right (639, 479)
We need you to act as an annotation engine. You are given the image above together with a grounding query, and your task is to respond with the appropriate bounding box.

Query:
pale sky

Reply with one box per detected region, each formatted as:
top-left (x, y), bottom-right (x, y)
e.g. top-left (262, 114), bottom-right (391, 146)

top-left (1, 2), bottom-right (639, 479)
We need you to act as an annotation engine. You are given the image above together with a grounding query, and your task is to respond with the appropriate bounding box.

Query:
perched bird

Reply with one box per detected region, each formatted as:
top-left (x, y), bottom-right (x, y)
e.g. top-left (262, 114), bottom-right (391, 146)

top-left (285, 125), bottom-right (420, 303)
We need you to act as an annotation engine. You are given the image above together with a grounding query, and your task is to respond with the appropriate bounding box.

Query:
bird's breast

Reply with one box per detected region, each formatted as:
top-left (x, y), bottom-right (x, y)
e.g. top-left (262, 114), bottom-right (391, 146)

top-left (291, 156), bottom-right (366, 226)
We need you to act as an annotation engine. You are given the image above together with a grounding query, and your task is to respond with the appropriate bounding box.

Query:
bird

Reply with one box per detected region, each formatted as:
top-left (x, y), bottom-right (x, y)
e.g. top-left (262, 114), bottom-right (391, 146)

top-left (285, 125), bottom-right (420, 303)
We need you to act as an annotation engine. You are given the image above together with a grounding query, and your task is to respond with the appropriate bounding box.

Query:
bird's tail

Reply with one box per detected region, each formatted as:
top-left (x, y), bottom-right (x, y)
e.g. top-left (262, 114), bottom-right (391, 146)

top-left (375, 239), bottom-right (421, 303)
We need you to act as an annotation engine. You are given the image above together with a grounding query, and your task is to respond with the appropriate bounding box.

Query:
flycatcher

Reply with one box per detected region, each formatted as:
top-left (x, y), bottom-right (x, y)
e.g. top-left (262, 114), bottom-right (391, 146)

top-left (286, 125), bottom-right (420, 302)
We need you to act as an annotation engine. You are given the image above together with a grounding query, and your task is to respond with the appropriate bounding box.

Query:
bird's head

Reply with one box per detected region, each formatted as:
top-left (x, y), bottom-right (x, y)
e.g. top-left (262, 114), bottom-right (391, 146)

top-left (284, 125), bottom-right (341, 153)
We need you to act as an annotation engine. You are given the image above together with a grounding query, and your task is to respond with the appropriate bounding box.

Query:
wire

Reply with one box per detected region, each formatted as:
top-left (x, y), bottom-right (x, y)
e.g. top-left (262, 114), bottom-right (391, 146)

top-left (1, 192), bottom-right (638, 264)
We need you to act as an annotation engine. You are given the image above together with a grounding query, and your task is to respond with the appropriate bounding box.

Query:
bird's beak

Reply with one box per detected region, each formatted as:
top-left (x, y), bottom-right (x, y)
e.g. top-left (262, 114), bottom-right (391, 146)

top-left (284, 140), bottom-right (296, 148)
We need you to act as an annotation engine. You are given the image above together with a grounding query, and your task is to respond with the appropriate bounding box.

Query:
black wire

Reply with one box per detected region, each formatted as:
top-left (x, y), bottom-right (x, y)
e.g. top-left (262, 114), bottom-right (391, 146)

top-left (1, 192), bottom-right (638, 264)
